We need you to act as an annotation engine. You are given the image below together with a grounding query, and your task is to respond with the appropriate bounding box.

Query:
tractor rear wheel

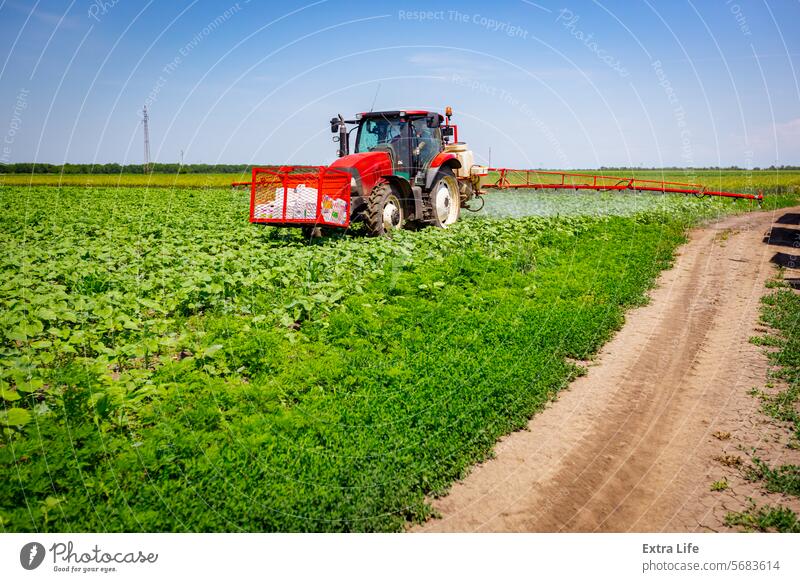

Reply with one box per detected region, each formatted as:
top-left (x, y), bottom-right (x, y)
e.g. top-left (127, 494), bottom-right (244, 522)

top-left (428, 167), bottom-right (461, 228)
top-left (364, 181), bottom-right (405, 236)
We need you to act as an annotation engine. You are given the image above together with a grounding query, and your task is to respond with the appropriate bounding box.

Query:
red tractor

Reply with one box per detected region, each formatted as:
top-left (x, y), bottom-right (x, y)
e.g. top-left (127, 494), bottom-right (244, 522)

top-left (247, 107), bottom-right (484, 236)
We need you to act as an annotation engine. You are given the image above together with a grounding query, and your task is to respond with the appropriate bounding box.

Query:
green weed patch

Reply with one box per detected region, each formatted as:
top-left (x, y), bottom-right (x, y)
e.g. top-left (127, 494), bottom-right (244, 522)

top-left (727, 279), bottom-right (800, 531)
top-left (725, 503), bottom-right (800, 533)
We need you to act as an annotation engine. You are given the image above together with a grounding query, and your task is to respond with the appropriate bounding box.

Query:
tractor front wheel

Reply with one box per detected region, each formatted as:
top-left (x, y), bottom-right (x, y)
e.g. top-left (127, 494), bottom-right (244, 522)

top-left (301, 225), bottom-right (324, 239)
top-left (428, 168), bottom-right (461, 228)
top-left (364, 181), bottom-right (405, 236)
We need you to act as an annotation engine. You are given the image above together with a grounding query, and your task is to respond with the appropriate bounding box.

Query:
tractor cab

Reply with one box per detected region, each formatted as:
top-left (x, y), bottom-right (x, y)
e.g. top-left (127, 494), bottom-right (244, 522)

top-left (352, 111), bottom-right (444, 180)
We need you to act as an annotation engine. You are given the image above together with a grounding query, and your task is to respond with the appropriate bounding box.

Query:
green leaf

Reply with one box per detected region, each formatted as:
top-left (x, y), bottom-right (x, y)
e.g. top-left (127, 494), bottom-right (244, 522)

top-left (6, 327), bottom-right (27, 342)
top-left (38, 307), bottom-right (57, 320)
top-left (0, 385), bottom-right (21, 401)
top-left (48, 327), bottom-right (70, 339)
top-left (21, 320), bottom-right (44, 337)
top-left (16, 378), bottom-right (43, 393)
top-left (61, 310), bottom-right (78, 323)
top-left (202, 344), bottom-right (224, 358)
top-left (3, 408), bottom-right (31, 427)
top-left (43, 496), bottom-right (63, 509)
top-left (94, 305), bottom-right (113, 319)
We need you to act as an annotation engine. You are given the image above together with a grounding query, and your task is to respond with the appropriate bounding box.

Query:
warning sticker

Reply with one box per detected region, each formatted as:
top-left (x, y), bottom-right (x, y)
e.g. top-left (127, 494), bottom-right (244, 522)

top-left (320, 195), bottom-right (347, 225)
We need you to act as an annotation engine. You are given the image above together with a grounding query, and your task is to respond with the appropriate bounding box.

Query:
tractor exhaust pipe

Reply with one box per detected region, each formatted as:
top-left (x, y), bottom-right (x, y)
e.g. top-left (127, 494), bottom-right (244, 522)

top-left (331, 114), bottom-right (349, 158)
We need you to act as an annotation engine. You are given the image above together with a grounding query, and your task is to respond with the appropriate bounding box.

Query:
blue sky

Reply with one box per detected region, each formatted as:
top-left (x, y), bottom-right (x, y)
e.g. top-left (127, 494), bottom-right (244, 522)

top-left (0, 0), bottom-right (797, 168)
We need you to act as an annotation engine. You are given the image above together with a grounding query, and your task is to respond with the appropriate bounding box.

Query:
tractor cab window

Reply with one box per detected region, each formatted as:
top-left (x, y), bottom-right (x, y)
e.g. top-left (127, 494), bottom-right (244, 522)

top-left (355, 118), bottom-right (407, 153)
top-left (411, 118), bottom-right (440, 168)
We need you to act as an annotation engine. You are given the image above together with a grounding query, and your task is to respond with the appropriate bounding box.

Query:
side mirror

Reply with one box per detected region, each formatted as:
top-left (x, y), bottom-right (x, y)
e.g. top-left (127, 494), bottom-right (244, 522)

top-left (426, 112), bottom-right (442, 128)
top-left (330, 118), bottom-right (340, 133)
top-left (442, 126), bottom-right (454, 138)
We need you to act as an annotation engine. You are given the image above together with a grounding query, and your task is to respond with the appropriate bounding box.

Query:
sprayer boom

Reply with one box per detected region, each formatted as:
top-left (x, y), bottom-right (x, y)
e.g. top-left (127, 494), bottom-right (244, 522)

top-left (484, 169), bottom-right (762, 201)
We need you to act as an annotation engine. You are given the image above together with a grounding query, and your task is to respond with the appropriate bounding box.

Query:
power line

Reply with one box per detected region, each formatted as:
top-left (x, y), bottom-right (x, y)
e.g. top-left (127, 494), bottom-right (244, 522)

top-left (142, 106), bottom-right (151, 173)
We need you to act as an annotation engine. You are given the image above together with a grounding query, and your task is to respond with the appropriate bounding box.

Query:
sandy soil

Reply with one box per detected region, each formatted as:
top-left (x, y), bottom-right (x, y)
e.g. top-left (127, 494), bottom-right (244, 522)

top-left (416, 207), bottom-right (800, 532)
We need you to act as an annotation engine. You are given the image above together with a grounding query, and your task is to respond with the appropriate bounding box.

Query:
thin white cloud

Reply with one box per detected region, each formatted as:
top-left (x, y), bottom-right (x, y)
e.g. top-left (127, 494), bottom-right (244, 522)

top-left (733, 118), bottom-right (800, 165)
top-left (406, 51), bottom-right (589, 81)
top-left (406, 52), bottom-right (500, 79)
top-left (775, 117), bottom-right (800, 152)
top-left (8, 0), bottom-right (81, 29)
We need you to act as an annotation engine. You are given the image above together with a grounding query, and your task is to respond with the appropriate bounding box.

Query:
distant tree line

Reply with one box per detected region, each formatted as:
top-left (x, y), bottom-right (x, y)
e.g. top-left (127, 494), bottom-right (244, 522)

top-left (0, 163), bottom-right (259, 174)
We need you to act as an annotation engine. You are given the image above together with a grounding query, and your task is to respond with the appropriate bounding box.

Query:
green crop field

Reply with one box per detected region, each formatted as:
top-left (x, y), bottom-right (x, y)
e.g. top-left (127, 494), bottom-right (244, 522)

top-left (1, 181), bottom-right (798, 532)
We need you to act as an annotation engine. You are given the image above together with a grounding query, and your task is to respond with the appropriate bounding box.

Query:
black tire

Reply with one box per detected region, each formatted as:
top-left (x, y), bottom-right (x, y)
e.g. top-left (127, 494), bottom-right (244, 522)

top-left (364, 181), bottom-right (405, 236)
top-left (427, 167), bottom-right (461, 228)
top-left (301, 225), bottom-right (323, 239)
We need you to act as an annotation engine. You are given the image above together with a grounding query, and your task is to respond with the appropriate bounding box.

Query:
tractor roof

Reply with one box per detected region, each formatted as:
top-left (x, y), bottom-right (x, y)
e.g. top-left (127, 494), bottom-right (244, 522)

top-left (357, 110), bottom-right (435, 119)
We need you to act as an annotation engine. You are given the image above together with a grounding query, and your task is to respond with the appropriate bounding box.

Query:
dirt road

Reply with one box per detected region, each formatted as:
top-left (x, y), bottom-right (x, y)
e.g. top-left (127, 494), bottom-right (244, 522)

top-left (417, 207), bottom-right (800, 532)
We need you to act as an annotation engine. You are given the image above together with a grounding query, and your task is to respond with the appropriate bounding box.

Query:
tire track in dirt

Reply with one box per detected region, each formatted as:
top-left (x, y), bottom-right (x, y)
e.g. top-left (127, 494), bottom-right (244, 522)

top-left (415, 207), bottom-right (800, 532)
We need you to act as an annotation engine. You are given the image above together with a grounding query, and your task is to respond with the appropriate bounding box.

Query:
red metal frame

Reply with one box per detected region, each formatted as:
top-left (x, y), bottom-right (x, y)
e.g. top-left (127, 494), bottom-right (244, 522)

top-left (249, 165), bottom-right (351, 228)
top-left (444, 121), bottom-right (459, 143)
top-left (486, 169), bottom-right (763, 201)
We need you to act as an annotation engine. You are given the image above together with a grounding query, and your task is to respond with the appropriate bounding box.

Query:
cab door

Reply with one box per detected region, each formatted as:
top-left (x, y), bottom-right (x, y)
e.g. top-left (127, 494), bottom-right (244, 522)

top-left (390, 120), bottom-right (413, 180)
top-left (410, 118), bottom-right (441, 178)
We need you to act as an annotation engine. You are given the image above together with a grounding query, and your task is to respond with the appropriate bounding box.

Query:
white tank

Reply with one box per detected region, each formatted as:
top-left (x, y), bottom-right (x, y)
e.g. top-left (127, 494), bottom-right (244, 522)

top-left (444, 142), bottom-right (474, 179)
